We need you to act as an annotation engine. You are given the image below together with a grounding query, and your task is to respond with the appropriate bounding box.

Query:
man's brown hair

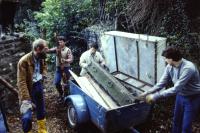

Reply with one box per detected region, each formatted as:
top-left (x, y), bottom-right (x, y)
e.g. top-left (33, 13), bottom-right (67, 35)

top-left (162, 46), bottom-right (182, 61)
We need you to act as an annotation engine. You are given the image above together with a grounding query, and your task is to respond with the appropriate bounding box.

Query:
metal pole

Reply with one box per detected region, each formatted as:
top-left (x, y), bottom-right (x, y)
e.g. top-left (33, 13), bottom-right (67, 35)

top-left (113, 36), bottom-right (118, 72)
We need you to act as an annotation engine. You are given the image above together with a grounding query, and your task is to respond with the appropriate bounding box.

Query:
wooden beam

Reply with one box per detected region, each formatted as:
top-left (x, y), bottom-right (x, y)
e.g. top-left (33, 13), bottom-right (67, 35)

top-left (0, 76), bottom-right (18, 96)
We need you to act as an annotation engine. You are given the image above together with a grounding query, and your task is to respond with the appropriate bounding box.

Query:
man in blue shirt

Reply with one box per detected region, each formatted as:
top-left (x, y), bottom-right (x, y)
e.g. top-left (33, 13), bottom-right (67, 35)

top-left (140, 46), bottom-right (200, 133)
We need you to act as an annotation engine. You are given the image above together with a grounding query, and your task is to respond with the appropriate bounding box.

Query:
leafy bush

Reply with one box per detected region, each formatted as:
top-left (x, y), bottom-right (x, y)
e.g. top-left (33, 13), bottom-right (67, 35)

top-left (34, 0), bottom-right (98, 43)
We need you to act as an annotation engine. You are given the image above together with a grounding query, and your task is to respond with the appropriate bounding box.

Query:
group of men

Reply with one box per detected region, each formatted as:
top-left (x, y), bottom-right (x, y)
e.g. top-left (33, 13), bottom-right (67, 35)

top-left (0, 36), bottom-right (200, 133)
top-left (16, 36), bottom-right (105, 133)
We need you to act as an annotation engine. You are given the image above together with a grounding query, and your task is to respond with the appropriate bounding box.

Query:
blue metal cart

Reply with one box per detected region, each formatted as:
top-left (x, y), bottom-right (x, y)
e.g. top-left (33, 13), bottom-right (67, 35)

top-left (66, 79), bottom-right (150, 133)
top-left (65, 31), bottom-right (167, 133)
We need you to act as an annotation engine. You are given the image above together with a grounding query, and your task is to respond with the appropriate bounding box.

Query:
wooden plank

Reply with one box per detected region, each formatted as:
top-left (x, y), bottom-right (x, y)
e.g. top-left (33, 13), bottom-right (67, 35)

top-left (87, 75), bottom-right (118, 109)
top-left (86, 60), bottom-right (136, 106)
top-left (69, 70), bottom-right (94, 98)
top-left (79, 77), bottom-right (109, 109)
top-left (69, 70), bottom-right (109, 109)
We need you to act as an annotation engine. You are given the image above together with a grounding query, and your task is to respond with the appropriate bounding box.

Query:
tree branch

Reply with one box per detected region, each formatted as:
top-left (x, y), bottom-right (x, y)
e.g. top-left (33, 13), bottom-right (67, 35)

top-left (0, 76), bottom-right (18, 96)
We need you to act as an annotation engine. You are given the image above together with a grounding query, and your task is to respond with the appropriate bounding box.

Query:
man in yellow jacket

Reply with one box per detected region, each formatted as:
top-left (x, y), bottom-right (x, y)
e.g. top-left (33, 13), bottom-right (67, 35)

top-left (17, 38), bottom-right (48, 133)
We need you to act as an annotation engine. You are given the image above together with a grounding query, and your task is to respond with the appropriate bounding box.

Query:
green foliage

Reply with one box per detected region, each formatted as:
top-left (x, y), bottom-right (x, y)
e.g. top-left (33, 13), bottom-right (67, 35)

top-left (23, 20), bottom-right (40, 41)
top-left (158, 0), bottom-right (200, 70)
top-left (105, 0), bottom-right (128, 16)
top-left (15, 9), bottom-right (40, 42)
top-left (34, 0), bottom-right (128, 41)
top-left (34, 0), bottom-right (98, 42)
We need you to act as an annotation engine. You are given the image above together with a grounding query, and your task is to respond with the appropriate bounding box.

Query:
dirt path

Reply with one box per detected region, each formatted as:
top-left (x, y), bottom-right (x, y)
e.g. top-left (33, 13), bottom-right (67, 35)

top-left (6, 72), bottom-right (101, 133)
top-left (6, 72), bottom-right (72, 133)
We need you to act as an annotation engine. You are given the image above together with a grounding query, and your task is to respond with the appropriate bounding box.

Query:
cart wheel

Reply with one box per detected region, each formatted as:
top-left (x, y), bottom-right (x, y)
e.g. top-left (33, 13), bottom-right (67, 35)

top-left (67, 101), bottom-right (78, 128)
top-left (66, 95), bottom-right (89, 130)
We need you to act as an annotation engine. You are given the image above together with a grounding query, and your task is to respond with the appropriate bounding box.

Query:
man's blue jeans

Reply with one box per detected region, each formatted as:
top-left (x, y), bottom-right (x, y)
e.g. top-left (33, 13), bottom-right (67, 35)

top-left (0, 112), bottom-right (6, 133)
top-left (172, 94), bottom-right (200, 133)
top-left (21, 81), bottom-right (46, 133)
top-left (54, 66), bottom-right (70, 96)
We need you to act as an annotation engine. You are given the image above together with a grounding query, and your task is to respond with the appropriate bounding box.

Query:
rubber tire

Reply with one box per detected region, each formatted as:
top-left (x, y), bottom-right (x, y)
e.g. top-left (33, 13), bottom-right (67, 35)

top-left (67, 100), bottom-right (79, 129)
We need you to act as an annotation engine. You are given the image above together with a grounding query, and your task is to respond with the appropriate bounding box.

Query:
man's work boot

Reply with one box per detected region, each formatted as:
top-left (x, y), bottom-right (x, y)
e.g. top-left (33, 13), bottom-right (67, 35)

top-left (37, 118), bottom-right (47, 133)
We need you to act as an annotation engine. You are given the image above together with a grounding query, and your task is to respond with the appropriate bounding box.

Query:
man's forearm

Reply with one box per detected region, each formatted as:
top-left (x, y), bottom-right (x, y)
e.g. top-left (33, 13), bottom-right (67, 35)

top-left (47, 47), bottom-right (56, 53)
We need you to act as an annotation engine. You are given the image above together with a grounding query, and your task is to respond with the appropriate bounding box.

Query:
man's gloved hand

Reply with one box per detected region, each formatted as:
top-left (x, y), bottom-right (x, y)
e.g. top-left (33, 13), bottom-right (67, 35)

top-left (20, 100), bottom-right (32, 114)
top-left (136, 91), bottom-right (150, 101)
top-left (137, 87), bottom-right (159, 101)
top-left (145, 92), bottom-right (161, 104)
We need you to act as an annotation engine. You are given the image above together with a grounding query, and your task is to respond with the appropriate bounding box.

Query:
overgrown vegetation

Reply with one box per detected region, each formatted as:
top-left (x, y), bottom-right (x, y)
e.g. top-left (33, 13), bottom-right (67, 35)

top-left (19, 0), bottom-right (125, 73)
top-left (34, 0), bottom-right (97, 41)
top-left (124, 0), bottom-right (200, 69)
top-left (17, 0), bottom-right (127, 43)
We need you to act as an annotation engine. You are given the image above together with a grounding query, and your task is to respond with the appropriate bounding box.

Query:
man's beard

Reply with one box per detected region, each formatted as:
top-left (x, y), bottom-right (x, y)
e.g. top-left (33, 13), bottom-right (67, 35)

top-left (38, 52), bottom-right (47, 59)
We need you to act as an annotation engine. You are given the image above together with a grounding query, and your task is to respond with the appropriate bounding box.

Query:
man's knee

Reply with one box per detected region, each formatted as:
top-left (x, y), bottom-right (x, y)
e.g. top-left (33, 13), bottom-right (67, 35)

top-left (22, 110), bottom-right (32, 132)
top-left (22, 112), bottom-right (32, 123)
top-left (22, 117), bottom-right (32, 132)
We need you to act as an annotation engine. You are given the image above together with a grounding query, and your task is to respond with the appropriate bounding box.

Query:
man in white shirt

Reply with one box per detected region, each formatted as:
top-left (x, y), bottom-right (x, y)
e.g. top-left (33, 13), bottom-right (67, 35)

top-left (79, 42), bottom-right (106, 76)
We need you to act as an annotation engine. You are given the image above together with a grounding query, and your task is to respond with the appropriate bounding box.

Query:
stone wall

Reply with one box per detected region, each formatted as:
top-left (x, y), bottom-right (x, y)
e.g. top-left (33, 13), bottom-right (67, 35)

top-left (0, 35), bottom-right (31, 110)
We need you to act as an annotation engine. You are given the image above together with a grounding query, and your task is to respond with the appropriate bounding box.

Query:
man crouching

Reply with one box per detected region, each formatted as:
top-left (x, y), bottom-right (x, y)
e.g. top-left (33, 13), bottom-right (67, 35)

top-left (17, 39), bottom-right (48, 133)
